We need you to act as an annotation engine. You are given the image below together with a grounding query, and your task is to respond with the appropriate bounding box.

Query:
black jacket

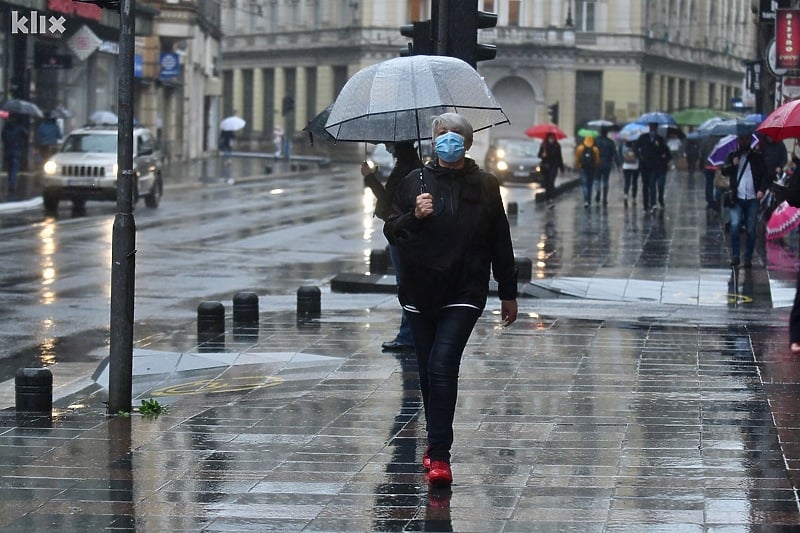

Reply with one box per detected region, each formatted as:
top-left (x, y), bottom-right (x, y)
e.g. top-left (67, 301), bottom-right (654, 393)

top-left (721, 147), bottom-right (769, 198)
top-left (537, 140), bottom-right (565, 173)
top-left (634, 132), bottom-right (671, 172)
top-left (383, 158), bottom-right (518, 313)
top-left (364, 151), bottom-right (422, 221)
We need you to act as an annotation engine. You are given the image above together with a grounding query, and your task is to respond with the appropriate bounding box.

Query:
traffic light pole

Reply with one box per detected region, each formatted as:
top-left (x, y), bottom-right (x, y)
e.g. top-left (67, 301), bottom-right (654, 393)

top-left (435, 0), bottom-right (448, 55)
top-left (108, 0), bottom-right (136, 414)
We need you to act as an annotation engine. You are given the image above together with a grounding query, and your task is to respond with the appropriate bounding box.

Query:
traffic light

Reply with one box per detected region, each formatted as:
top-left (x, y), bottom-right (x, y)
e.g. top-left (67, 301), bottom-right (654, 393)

top-left (548, 102), bottom-right (559, 125)
top-left (400, 20), bottom-right (434, 56)
top-left (282, 95), bottom-right (294, 116)
top-left (447, 0), bottom-right (498, 68)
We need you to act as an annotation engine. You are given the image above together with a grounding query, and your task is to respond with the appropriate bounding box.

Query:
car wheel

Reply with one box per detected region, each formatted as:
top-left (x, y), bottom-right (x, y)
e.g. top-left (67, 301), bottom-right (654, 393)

top-left (42, 194), bottom-right (59, 212)
top-left (144, 175), bottom-right (162, 208)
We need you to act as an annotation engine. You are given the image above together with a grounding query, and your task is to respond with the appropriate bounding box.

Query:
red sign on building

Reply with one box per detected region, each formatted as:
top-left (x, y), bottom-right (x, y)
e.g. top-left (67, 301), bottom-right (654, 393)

top-left (777, 9), bottom-right (800, 70)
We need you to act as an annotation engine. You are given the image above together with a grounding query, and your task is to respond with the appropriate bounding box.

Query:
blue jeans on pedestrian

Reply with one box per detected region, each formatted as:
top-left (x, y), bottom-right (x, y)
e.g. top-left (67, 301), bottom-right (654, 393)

top-left (5, 152), bottom-right (20, 193)
top-left (595, 166), bottom-right (611, 203)
top-left (703, 168), bottom-right (716, 207)
top-left (388, 245), bottom-right (414, 346)
top-left (640, 167), bottom-right (655, 209)
top-left (654, 170), bottom-right (667, 207)
top-left (728, 197), bottom-right (759, 262)
top-left (407, 306), bottom-right (482, 463)
top-left (580, 168), bottom-right (595, 204)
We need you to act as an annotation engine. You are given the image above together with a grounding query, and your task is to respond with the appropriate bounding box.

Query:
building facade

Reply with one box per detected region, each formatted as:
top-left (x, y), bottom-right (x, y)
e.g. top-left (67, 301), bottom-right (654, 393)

top-left (220, 0), bottom-right (758, 161)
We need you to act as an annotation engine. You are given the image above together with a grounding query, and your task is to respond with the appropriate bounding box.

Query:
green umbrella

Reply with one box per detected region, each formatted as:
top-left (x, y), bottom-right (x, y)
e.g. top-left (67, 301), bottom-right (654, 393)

top-left (577, 128), bottom-right (598, 137)
top-left (671, 108), bottom-right (739, 127)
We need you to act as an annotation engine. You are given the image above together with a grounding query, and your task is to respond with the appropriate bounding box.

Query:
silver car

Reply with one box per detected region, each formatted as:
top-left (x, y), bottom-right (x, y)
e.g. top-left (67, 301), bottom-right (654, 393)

top-left (484, 137), bottom-right (543, 183)
top-left (41, 125), bottom-right (163, 211)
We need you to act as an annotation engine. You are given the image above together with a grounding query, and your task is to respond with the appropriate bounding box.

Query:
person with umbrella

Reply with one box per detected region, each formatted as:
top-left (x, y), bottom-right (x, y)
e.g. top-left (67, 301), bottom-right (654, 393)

top-left (383, 113), bottom-right (518, 487)
top-left (537, 132), bottom-right (565, 208)
top-left (574, 134), bottom-right (600, 208)
top-left (594, 126), bottom-right (621, 206)
top-left (720, 125), bottom-right (769, 268)
top-left (634, 122), bottom-right (671, 212)
top-left (360, 141), bottom-right (422, 353)
top-left (1, 113), bottom-right (29, 198)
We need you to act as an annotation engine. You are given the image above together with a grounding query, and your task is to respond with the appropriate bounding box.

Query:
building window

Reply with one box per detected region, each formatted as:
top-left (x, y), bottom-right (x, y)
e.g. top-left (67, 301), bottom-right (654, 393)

top-left (508, 0), bottom-right (520, 26)
top-left (576, 1), bottom-right (595, 32)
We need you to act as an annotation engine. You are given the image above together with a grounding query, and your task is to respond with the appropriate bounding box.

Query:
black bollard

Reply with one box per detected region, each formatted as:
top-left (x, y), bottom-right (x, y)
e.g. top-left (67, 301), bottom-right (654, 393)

top-left (507, 202), bottom-right (518, 215)
top-left (197, 301), bottom-right (225, 350)
top-left (233, 291), bottom-right (259, 325)
top-left (369, 248), bottom-right (389, 275)
top-left (515, 256), bottom-right (533, 283)
top-left (297, 285), bottom-right (321, 320)
top-left (15, 368), bottom-right (53, 414)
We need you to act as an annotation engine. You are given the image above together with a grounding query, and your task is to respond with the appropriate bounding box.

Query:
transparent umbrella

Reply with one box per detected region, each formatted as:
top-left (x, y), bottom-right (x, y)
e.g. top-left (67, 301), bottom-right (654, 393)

top-left (324, 55), bottom-right (509, 143)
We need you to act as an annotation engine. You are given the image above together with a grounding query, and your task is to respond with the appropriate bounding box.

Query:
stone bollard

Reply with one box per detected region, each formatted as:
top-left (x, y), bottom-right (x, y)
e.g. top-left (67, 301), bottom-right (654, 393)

top-left (515, 257), bottom-right (533, 283)
top-left (15, 368), bottom-right (53, 414)
top-left (197, 301), bottom-right (225, 351)
top-left (297, 285), bottom-right (321, 320)
top-left (507, 202), bottom-right (518, 215)
top-left (369, 248), bottom-right (389, 275)
top-left (233, 291), bottom-right (259, 339)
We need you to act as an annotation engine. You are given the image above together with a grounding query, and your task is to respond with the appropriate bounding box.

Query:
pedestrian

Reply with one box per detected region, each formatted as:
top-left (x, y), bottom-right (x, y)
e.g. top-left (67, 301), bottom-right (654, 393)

top-left (620, 139), bottom-right (639, 206)
top-left (684, 136), bottom-right (700, 179)
top-left (575, 134), bottom-right (600, 208)
top-left (219, 129), bottom-right (234, 157)
top-left (720, 126), bottom-right (768, 268)
top-left (1, 114), bottom-right (29, 198)
top-left (699, 134), bottom-right (720, 210)
top-left (594, 126), bottom-right (621, 205)
top-left (35, 112), bottom-right (62, 164)
top-left (756, 132), bottom-right (787, 183)
top-left (361, 141), bottom-right (422, 353)
top-left (537, 132), bottom-right (565, 208)
top-left (634, 121), bottom-right (671, 212)
top-left (383, 112), bottom-right (518, 487)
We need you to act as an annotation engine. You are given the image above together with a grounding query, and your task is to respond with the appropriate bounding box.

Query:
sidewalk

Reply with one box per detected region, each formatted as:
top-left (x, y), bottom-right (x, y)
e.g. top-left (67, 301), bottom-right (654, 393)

top-left (2, 166), bottom-right (800, 531)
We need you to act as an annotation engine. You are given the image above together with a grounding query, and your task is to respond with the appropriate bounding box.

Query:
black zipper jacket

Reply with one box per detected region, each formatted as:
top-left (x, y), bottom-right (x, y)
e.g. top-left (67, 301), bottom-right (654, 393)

top-left (383, 158), bottom-right (518, 313)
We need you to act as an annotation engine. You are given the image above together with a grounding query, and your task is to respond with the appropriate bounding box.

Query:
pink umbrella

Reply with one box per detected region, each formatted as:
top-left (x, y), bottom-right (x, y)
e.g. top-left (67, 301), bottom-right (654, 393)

top-left (766, 200), bottom-right (800, 240)
top-left (757, 99), bottom-right (800, 141)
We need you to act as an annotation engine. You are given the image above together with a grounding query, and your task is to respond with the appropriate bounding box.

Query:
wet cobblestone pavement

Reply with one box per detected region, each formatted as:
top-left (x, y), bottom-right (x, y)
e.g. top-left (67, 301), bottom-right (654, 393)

top-left (3, 166), bottom-right (800, 531)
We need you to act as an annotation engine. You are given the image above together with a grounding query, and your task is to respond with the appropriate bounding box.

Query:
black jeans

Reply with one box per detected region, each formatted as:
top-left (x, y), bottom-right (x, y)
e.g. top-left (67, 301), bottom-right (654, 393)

top-left (407, 306), bottom-right (482, 463)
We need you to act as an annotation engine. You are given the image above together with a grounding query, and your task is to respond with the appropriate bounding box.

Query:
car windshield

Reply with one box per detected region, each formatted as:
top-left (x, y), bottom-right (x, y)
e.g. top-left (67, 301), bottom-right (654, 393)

top-left (501, 140), bottom-right (539, 157)
top-left (61, 133), bottom-right (117, 153)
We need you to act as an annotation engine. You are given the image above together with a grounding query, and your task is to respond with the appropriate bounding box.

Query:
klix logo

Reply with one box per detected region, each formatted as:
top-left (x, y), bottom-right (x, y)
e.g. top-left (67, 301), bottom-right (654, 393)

top-left (10, 11), bottom-right (67, 35)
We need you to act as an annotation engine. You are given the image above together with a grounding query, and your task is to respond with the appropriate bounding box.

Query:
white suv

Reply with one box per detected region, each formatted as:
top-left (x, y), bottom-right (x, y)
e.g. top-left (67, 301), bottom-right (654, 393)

top-left (41, 125), bottom-right (163, 211)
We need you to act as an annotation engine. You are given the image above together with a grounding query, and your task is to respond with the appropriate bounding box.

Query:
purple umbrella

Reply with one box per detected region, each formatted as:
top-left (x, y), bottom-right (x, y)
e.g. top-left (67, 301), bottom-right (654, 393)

top-left (707, 133), bottom-right (758, 166)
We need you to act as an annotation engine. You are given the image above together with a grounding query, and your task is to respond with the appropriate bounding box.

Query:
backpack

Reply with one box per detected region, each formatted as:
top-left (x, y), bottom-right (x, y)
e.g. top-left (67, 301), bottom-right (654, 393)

top-left (623, 147), bottom-right (637, 164)
top-left (580, 145), bottom-right (596, 170)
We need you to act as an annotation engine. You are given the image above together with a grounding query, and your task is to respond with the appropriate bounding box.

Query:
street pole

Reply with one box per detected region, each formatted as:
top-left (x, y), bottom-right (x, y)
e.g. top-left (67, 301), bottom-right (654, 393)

top-left (108, 0), bottom-right (136, 414)
top-left (435, 0), bottom-right (448, 56)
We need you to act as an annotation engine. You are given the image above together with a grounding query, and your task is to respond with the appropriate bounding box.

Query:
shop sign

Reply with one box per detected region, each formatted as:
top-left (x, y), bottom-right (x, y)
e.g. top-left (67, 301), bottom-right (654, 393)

top-left (67, 25), bottom-right (101, 62)
top-left (159, 53), bottom-right (180, 80)
top-left (776, 9), bottom-right (800, 69)
top-left (134, 55), bottom-right (143, 78)
top-left (47, 0), bottom-right (102, 22)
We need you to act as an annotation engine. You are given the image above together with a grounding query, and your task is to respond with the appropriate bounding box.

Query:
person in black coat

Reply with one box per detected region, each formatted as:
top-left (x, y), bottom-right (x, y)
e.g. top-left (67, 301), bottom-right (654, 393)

top-left (361, 142), bottom-right (422, 352)
top-left (537, 132), bottom-right (564, 208)
top-left (720, 129), bottom-right (769, 268)
top-left (634, 122), bottom-right (671, 212)
top-left (383, 112), bottom-right (518, 487)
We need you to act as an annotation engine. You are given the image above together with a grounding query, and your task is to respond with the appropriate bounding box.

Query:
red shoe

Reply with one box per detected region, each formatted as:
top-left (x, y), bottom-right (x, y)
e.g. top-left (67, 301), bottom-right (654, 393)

top-left (428, 460), bottom-right (452, 486)
top-left (422, 446), bottom-right (431, 470)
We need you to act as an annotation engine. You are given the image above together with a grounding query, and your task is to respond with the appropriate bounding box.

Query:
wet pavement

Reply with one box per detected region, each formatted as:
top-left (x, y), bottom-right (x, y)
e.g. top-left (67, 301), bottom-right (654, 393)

top-left (3, 160), bottom-right (800, 531)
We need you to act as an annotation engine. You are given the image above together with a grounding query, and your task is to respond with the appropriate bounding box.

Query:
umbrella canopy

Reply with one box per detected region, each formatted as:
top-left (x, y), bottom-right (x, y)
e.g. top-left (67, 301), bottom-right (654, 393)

top-left (636, 111), bottom-right (676, 126)
top-left (766, 201), bottom-right (800, 240)
top-left (757, 99), bottom-right (800, 141)
top-left (706, 133), bottom-right (758, 166)
top-left (707, 118), bottom-right (758, 137)
top-left (671, 108), bottom-right (738, 127)
top-left (88, 110), bottom-right (117, 125)
top-left (49, 106), bottom-right (72, 119)
top-left (525, 123), bottom-right (566, 140)
top-left (618, 122), bottom-right (649, 141)
top-left (324, 55), bottom-right (509, 143)
top-left (586, 119), bottom-right (615, 129)
top-left (221, 116), bottom-right (246, 131)
top-left (577, 128), bottom-right (598, 138)
top-left (1, 99), bottom-right (43, 118)
top-left (744, 113), bottom-right (766, 124)
top-left (303, 104), bottom-right (334, 145)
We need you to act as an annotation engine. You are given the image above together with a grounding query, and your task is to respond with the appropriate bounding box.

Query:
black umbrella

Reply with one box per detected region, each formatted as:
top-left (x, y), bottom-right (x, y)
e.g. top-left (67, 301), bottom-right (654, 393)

top-left (303, 103), bottom-right (335, 145)
top-left (1, 99), bottom-right (43, 118)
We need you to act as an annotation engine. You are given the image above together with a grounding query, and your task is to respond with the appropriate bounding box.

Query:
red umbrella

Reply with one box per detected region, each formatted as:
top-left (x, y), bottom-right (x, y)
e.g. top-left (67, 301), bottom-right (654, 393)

top-left (766, 200), bottom-right (800, 240)
top-left (525, 123), bottom-right (566, 140)
top-left (757, 99), bottom-right (800, 141)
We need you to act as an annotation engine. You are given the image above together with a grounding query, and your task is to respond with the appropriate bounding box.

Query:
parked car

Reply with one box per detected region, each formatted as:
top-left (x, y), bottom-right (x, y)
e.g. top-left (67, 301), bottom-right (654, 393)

top-left (40, 125), bottom-right (163, 211)
top-left (484, 137), bottom-right (543, 183)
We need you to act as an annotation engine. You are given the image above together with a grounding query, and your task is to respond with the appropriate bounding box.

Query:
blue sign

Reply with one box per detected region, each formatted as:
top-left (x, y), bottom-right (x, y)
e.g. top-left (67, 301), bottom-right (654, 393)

top-left (159, 53), bottom-right (180, 80)
top-left (133, 54), bottom-right (143, 79)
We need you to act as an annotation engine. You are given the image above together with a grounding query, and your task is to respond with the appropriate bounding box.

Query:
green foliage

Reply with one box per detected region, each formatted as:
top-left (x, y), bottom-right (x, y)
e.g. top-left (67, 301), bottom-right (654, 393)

top-left (138, 398), bottom-right (166, 416)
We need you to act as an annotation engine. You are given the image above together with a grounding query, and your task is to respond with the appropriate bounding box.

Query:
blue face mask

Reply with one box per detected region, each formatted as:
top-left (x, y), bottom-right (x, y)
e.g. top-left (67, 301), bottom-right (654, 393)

top-left (434, 131), bottom-right (465, 163)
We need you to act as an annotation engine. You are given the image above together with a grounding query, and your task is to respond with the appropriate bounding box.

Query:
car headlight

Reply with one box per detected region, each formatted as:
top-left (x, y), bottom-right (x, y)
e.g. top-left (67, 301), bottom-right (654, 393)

top-left (496, 160), bottom-right (509, 172)
top-left (496, 148), bottom-right (506, 158)
top-left (112, 163), bottom-right (118, 177)
top-left (43, 160), bottom-right (58, 176)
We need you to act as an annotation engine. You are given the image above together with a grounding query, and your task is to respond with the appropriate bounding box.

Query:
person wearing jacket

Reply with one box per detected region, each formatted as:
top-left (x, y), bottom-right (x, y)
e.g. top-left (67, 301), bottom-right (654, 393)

top-left (634, 122), bottom-right (671, 212)
top-left (361, 141), bottom-right (422, 352)
top-left (575, 135), bottom-right (600, 208)
top-left (383, 113), bottom-right (518, 487)
top-left (593, 127), bottom-right (621, 206)
top-left (721, 128), bottom-right (769, 268)
top-left (537, 132), bottom-right (565, 208)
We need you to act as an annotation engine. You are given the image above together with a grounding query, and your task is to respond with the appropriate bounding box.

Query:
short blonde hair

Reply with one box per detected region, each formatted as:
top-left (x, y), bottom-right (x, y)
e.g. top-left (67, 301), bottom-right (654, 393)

top-left (431, 113), bottom-right (473, 145)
